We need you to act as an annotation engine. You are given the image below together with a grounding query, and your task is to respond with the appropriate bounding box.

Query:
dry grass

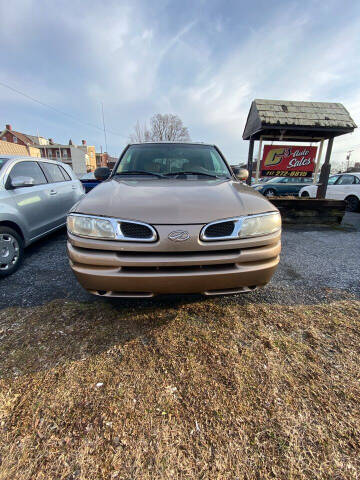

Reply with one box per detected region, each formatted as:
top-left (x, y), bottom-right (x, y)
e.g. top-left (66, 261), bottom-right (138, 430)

top-left (0, 298), bottom-right (359, 479)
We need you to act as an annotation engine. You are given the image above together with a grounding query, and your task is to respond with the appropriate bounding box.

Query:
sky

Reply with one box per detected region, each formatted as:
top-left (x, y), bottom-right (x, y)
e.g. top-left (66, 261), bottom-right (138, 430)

top-left (1, 0), bottom-right (360, 169)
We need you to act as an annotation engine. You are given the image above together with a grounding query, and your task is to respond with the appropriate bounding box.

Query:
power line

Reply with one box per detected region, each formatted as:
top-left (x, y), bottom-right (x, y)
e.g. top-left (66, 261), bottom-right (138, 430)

top-left (0, 80), bottom-right (128, 139)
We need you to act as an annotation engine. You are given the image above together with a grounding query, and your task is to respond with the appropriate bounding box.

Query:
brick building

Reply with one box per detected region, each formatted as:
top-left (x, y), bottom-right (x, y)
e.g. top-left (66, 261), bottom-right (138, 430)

top-left (0, 124), bottom-right (96, 176)
top-left (95, 152), bottom-right (117, 169)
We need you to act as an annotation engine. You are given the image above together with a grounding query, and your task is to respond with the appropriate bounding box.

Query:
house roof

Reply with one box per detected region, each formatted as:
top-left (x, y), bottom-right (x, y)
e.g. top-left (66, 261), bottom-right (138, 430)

top-left (243, 99), bottom-right (357, 141)
top-left (0, 140), bottom-right (40, 156)
top-left (25, 134), bottom-right (47, 144)
top-left (0, 128), bottom-right (35, 145)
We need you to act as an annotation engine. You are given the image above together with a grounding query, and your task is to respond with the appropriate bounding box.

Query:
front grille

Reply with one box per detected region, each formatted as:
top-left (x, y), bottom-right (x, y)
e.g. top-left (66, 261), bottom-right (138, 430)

top-left (121, 263), bottom-right (237, 274)
top-left (204, 221), bottom-right (235, 238)
top-left (116, 249), bottom-right (241, 258)
top-left (120, 221), bottom-right (153, 239)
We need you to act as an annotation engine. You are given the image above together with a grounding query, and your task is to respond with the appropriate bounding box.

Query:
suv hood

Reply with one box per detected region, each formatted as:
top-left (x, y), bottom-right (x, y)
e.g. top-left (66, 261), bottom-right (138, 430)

top-left (73, 178), bottom-right (276, 224)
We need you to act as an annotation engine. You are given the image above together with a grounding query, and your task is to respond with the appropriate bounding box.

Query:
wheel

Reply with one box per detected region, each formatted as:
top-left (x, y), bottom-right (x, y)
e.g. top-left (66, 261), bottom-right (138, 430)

top-left (0, 227), bottom-right (24, 277)
top-left (264, 188), bottom-right (276, 197)
top-left (301, 191), bottom-right (310, 197)
top-left (345, 196), bottom-right (360, 212)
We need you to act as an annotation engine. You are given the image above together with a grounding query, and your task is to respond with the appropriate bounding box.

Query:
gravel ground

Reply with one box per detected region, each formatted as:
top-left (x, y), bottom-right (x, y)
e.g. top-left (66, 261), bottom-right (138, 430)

top-left (2, 214), bottom-right (359, 309)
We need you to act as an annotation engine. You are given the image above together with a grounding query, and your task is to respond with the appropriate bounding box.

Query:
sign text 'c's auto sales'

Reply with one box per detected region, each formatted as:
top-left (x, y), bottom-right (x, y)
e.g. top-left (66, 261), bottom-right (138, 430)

top-left (261, 145), bottom-right (317, 177)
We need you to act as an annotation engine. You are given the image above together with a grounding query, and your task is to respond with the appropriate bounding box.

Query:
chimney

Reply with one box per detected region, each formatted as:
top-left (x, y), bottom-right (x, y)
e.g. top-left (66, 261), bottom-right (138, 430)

top-left (81, 139), bottom-right (86, 145)
top-left (6, 124), bottom-right (12, 131)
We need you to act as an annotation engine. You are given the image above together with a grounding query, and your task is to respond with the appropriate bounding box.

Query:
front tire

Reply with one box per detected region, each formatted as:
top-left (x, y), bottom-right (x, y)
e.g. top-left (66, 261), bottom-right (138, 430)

top-left (264, 188), bottom-right (276, 197)
top-left (345, 195), bottom-right (360, 212)
top-left (301, 191), bottom-right (310, 197)
top-left (0, 227), bottom-right (24, 277)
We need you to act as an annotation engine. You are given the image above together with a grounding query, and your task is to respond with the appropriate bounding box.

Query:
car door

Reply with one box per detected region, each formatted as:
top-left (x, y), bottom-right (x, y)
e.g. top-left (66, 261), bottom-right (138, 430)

top-left (277, 177), bottom-right (293, 195)
top-left (6, 160), bottom-right (54, 240)
top-left (333, 174), bottom-right (358, 200)
top-left (322, 174), bottom-right (341, 199)
top-left (285, 177), bottom-right (302, 195)
top-left (296, 177), bottom-right (311, 194)
top-left (58, 164), bottom-right (83, 208)
top-left (40, 162), bottom-right (74, 226)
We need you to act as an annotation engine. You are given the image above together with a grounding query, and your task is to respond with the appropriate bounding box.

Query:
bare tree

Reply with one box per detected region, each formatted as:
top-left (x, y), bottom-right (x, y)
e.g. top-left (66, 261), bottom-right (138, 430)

top-left (129, 120), bottom-right (151, 143)
top-left (150, 114), bottom-right (190, 142)
top-left (129, 114), bottom-right (190, 143)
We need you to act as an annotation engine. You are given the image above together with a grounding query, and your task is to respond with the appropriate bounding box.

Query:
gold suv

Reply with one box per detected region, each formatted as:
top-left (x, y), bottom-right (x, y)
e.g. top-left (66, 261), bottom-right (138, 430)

top-left (67, 143), bottom-right (281, 297)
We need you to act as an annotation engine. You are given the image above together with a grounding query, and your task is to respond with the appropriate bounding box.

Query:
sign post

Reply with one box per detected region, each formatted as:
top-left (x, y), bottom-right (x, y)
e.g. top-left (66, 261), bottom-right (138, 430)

top-left (255, 137), bottom-right (263, 183)
top-left (312, 139), bottom-right (324, 184)
top-left (243, 100), bottom-right (356, 196)
top-left (317, 138), bottom-right (334, 199)
top-left (246, 138), bottom-right (254, 185)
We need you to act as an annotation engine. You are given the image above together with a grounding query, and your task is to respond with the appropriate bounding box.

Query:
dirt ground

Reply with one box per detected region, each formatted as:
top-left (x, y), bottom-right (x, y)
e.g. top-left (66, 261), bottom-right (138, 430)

top-left (1, 297), bottom-right (359, 479)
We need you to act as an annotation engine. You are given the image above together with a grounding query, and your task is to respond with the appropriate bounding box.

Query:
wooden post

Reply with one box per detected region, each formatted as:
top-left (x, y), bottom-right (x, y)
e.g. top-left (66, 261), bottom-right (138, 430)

top-left (312, 139), bottom-right (324, 184)
top-left (316, 138), bottom-right (333, 199)
top-left (246, 138), bottom-right (254, 185)
top-left (255, 137), bottom-right (263, 183)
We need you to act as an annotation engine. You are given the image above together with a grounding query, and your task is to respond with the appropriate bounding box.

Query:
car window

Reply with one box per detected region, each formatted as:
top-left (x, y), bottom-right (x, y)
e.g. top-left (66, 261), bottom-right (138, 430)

top-left (0, 158), bottom-right (9, 172)
top-left (337, 175), bottom-right (355, 185)
top-left (269, 177), bottom-right (285, 183)
top-left (210, 151), bottom-right (228, 175)
top-left (328, 175), bottom-right (340, 185)
top-left (59, 165), bottom-right (71, 181)
top-left (41, 162), bottom-right (66, 183)
top-left (354, 176), bottom-right (360, 184)
top-left (9, 161), bottom-right (47, 185)
top-left (116, 144), bottom-right (231, 178)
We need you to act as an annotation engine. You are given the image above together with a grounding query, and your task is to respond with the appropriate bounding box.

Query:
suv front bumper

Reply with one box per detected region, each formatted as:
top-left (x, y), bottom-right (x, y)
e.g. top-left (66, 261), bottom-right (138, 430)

top-left (67, 225), bottom-right (281, 297)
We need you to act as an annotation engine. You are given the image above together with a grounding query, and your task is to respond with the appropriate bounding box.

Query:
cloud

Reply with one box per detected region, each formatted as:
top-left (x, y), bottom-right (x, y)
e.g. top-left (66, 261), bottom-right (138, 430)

top-left (1, 0), bottom-right (360, 166)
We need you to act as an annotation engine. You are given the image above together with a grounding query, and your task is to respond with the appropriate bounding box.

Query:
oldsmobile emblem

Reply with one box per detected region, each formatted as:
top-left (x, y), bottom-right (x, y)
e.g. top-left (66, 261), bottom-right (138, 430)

top-left (168, 230), bottom-right (191, 242)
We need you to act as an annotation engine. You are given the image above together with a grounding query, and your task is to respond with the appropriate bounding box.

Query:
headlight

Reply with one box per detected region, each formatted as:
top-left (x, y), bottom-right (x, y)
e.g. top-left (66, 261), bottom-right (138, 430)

top-left (239, 212), bottom-right (281, 238)
top-left (67, 214), bottom-right (157, 242)
top-left (67, 214), bottom-right (115, 239)
top-left (201, 212), bottom-right (281, 241)
top-left (254, 185), bottom-right (263, 190)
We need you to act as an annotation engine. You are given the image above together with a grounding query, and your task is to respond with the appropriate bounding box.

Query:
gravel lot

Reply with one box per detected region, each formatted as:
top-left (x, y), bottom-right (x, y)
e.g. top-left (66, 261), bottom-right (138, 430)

top-left (2, 214), bottom-right (359, 309)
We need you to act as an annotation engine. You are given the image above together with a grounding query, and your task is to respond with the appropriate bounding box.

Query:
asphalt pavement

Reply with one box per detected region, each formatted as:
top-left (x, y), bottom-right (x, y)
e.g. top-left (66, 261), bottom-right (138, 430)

top-left (2, 214), bottom-right (359, 309)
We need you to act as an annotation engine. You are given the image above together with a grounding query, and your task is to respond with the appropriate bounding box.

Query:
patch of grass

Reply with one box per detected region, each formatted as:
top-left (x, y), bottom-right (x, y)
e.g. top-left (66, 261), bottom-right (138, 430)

top-left (0, 298), bottom-right (359, 479)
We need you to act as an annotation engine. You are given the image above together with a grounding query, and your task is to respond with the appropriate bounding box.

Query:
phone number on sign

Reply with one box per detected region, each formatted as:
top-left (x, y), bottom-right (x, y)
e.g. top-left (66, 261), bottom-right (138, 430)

top-left (261, 170), bottom-right (311, 177)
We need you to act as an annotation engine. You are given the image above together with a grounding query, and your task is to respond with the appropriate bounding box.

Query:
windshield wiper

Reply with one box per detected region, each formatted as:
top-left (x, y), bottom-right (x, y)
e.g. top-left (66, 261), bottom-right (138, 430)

top-left (116, 170), bottom-right (164, 178)
top-left (164, 171), bottom-right (223, 178)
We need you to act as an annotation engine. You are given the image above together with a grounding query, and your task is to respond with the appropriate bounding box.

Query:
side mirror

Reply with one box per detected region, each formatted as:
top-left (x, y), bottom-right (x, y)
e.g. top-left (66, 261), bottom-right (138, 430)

top-left (236, 168), bottom-right (249, 182)
top-left (94, 167), bottom-right (111, 181)
top-left (10, 176), bottom-right (35, 188)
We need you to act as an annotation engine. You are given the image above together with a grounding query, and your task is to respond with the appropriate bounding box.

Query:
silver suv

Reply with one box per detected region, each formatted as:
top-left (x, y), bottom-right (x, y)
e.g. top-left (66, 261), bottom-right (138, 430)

top-left (0, 155), bottom-right (85, 276)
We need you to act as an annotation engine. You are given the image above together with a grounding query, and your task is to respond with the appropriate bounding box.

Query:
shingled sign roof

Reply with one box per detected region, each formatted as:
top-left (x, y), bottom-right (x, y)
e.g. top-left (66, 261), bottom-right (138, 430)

top-left (243, 99), bottom-right (357, 141)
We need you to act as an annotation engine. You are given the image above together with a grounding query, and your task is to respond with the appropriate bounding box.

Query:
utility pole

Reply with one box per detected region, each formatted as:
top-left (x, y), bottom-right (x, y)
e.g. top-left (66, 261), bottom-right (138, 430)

top-left (346, 150), bottom-right (354, 171)
top-left (101, 102), bottom-right (108, 153)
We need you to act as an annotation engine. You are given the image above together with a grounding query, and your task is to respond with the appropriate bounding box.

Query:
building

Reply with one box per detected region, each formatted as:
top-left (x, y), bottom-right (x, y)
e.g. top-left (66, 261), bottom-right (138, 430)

top-left (0, 139), bottom-right (41, 157)
top-left (38, 138), bottom-right (96, 175)
top-left (96, 152), bottom-right (117, 169)
top-left (0, 124), bottom-right (96, 176)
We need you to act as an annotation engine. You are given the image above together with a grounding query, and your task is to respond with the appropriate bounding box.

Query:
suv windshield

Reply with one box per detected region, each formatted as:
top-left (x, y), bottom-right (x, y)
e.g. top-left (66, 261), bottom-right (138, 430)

top-left (0, 158), bottom-right (9, 172)
top-left (115, 144), bottom-right (232, 179)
